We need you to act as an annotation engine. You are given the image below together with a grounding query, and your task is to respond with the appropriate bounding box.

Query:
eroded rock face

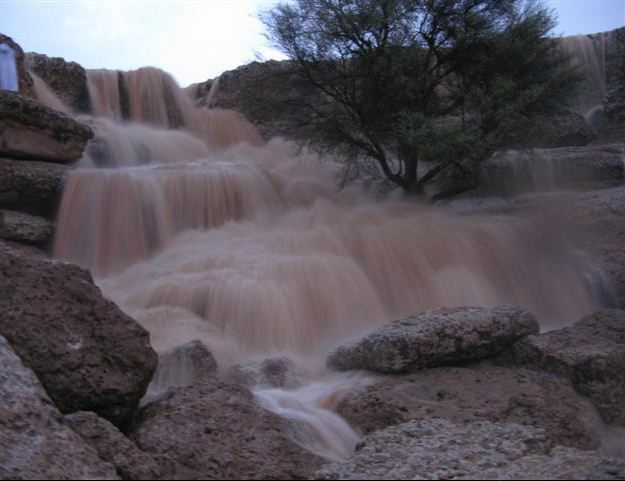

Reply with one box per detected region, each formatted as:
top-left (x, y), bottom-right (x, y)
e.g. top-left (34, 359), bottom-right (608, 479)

top-left (66, 411), bottom-right (160, 480)
top-left (0, 243), bottom-right (158, 428)
top-left (315, 418), bottom-right (625, 480)
top-left (0, 91), bottom-right (93, 163)
top-left (327, 305), bottom-right (539, 373)
top-left (0, 210), bottom-right (54, 245)
top-left (503, 309), bottom-right (625, 425)
top-left (503, 111), bottom-right (596, 149)
top-left (0, 33), bottom-right (34, 98)
top-left (0, 335), bottom-right (119, 480)
top-left (337, 366), bottom-right (601, 450)
top-left (26, 52), bottom-right (91, 113)
top-left (0, 157), bottom-right (66, 218)
top-left (131, 379), bottom-right (324, 480)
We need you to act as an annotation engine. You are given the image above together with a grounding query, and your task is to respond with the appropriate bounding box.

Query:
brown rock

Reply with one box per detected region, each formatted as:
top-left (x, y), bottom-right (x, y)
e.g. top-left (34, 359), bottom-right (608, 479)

top-left (0, 335), bottom-right (119, 480)
top-left (503, 309), bottom-right (625, 425)
top-left (26, 52), bottom-right (91, 113)
top-left (0, 157), bottom-right (66, 218)
top-left (327, 305), bottom-right (539, 373)
top-left (0, 33), bottom-right (34, 98)
top-left (0, 90), bottom-right (93, 163)
top-left (66, 411), bottom-right (161, 480)
top-left (131, 379), bottom-right (324, 480)
top-left (226, 356), bottom-right (302, 390)
top-left (337, 366), bottom-right (602, 450)
top-left (0, 243), bottom-right (158, 428)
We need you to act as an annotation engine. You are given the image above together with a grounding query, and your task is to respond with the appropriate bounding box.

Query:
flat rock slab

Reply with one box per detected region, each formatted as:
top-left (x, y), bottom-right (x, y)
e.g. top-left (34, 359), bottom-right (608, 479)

top-left (316, 418), bottom-right (625, 480)
top-left (0, 243), bottom-right (157, 428)
top-left (328, 305), bottom-right (538, 373)
top-left (0, 157), bottom-right (67, 218)
top-left (503, 309), bottom-right (625, 425)
top-left (131, 379), bottom-right (324, 480)
top-left (0, 90), bottom-right (93, 163)
top-left (337, 366), bottom-right (601, 450)
top-left (0, 209), bottom-right (54, 245)
top-left (0, 335), bottom-right (119, 480)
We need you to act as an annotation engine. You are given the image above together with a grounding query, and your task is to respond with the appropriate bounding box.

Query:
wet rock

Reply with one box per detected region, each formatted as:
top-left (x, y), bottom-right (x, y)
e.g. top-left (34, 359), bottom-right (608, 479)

top-left (0, 335), bottom-right (119, 480)
top-left (0, 210), bottom-right (54, 245)
top-left (26, 52), bottom-right (91, 113)
top-left (131, 379), bottom-right (324, 480)
top-left (0, 243), bottom-right (158, 428)
top-left (66, 411), bottom-right (160, 480)
top-left (0, 90), bottom-right (93, 163)
top-left (503, 309), bottom-right (625, 425)
top-left (145, 340), bottom-right (217, 402)
top-left (337, 366), bottom-right (601, 450)
top-left (327, 305), bottom-right (538, 373)
top-left (503, 111), bottom-right (596, 149)
top-left (315, 418), bottom-right (625, 480)
top-left (0, 157), bottom-right (66, 218)
top-left (0, 33), bottom-right (35, 98)
top-left (227, 356), bottom-right (301, 389)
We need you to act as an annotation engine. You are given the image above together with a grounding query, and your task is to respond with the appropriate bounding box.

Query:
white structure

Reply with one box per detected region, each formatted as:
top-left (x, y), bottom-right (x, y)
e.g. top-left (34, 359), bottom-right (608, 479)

top-left (0, 43), bottom-right (19, 92)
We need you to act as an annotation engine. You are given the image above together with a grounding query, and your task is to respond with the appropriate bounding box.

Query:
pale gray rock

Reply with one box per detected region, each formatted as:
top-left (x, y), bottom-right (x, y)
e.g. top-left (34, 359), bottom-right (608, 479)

top-left (328, 305), bottom-right (539, 373)
top-left (315, 418), bottom-right (625, 480)
top-left (0, 335), bottom-right (119, 480)
top-left (226, 356), bottom-right (301, 389)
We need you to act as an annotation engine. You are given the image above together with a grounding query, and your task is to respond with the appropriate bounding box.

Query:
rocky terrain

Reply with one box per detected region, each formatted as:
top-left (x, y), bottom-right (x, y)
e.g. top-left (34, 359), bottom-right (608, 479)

top-left (1, 29), bottom-right (624, 480)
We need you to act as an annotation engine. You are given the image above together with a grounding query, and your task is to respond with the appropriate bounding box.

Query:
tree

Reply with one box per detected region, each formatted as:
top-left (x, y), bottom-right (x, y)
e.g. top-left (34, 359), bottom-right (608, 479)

top-left (260, 0), bottom-right (580, 198)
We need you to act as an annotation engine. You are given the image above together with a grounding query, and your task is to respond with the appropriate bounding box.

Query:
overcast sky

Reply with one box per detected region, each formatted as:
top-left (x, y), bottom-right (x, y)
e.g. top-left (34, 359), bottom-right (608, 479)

top-left (1, 0), bottom-right (623, 87)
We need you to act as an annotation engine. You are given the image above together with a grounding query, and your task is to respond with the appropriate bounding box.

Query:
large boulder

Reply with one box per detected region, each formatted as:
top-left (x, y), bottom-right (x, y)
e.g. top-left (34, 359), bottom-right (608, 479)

top-left (0, 243), bottom-right (158, 428)
top-left (131, 379), bottom-right (324, 480)
top-left (0, 157), bottom-right (66, 218)
top-left (0, 90), bottom-right (93, 163)
top-left (26, 52), bottom-right (91, 113)
top-left (315, 418), bottom-right (625, 480)
top-left (0, 335), bottom-right (119, 480)
top-left (327, 305), bottom-right (539, 373)
top-left (0, 34), bottom-right (34, 98)
top-left (0, 209), bottom-right (54, 245)
top-left (66, 411), bottom-right (160, 480)
top-left (502, 309), bottom-right (625, 425)
top-left (336, 366), bottom-right (601, 450)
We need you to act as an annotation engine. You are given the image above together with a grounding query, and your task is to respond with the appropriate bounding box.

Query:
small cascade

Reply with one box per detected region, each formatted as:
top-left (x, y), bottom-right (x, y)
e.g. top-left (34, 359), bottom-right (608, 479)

top-left (30, 70), bottom-right (72, 115)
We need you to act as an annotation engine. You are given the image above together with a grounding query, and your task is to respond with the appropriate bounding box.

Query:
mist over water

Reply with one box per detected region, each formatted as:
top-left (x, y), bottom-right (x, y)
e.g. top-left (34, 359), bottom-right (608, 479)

top-left (38, 64), bottom-right (610, 460)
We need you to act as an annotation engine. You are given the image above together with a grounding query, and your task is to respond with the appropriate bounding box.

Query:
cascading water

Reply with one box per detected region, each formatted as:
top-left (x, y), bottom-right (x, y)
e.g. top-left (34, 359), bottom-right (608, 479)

top-left (48, 65), bottom-right (609, 460)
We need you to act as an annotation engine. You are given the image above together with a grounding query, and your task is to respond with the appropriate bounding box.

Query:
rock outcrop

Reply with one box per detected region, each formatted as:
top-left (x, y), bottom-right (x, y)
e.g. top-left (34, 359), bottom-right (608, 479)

top-left (0, 33), bottom-right (34, 98)
top-left (315, 418), bottom-right (625, 480)
top-left (26, 52), bottom-right (91, 113)
top-left (131, 379), bottom-right (324, 480)
top-left (0, 210), bottom-right (54, 245)
top-left (0, 243), bottom-right (158, 428)
top-left (327, 305), bottom-right (539, 373)
top-left (0, 90), bottom-right (93, 163)
top-left (66, 411), bottom-right (161, 480)
top-left (336, 366), bottom-right (601, 450)
top-left (502, 111), bottom-right (596, 149)
top-left (502, 309), bottom-right (625, 425)
top-left (0, 335), bottom-right (119, 480)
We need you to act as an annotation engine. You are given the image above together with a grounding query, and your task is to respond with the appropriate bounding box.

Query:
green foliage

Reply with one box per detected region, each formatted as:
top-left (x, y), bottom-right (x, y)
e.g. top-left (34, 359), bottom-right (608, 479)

top-left (261, 0), bottom-right (581, 197)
